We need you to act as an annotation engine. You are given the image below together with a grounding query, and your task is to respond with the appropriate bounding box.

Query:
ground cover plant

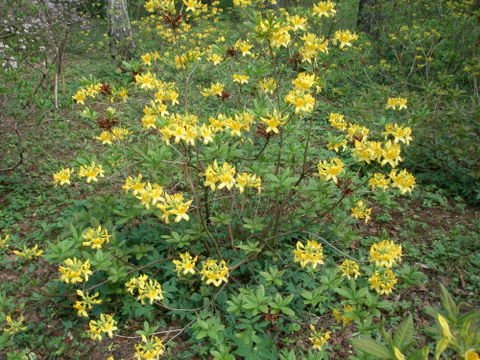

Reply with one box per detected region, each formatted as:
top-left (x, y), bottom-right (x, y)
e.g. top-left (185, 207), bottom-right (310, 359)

top-left (0, 0), bottom-right (479, 359)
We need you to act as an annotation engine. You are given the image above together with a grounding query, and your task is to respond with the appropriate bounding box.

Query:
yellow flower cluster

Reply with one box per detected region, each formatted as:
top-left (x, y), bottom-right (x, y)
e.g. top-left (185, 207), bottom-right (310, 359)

top-left (234, 39), bottom-right (254, 56)
top-left (369, 240), bottom-right (402, 268)
top-left (328, 113), bottom-right (347, 131)
top-left (300, 33), bottom-right (329, 63)
top-left (78, 162), bottom-right (105, 183)
top-left (52, 168), bottom-right (74, 186)
top-left (123, 175), bottom-right (192, 223)
top-left (204, 161), bottom-right (261, 193)
top-left (368, 269), bottom-right (398, 295)
top-left (126, 274), bottom-right (164, 304)
top-left (134, 336), bottom-right (165, 360)
top-left (201, 82), bottom-right (224, 97)
top-left (308, 325), bottom-right (331, 350)
top-left (260, 77), bottom-right (276, 94)
top-left (73, 290), bottom-right (102, 317)
top-left (383, 124), bottom-right (412, 145)
top-left (369, 173), bottom-right (390, 190)
top-left (72, 83), bottom-right (102, 105)
top-left (339, 259), bottom-right (360, 279)
top-left (293, 240), bottom-right (325, 269)
top-left (333, 30), bottom-right (359, 49)
top-left (82, 225), bottom-right (111, 250)
top-left (96, 127), bottom-right (131, 145)
top-left (317, 157), bottom-right (343, 184)
top-left (312, 1), bottom-right (336, 17)
top-left (260, 110), bottom-right (287, 134)
top-left (351, 200), bottom-right (372, 223)
top-left (140, 51), bottom-right (160, 66)
top-left (285, 73), bottom-right (317, 113)
top-left (172, 252), bottom-right (198, 275)
top-left (386, 97), bottom-right (408, 110)
top-left (232, 74), bottom-right (250, 84)
top-left (389, 169), bottom-right (416, 194)
top-left (88, 314), bottom-right (118, 341)
top-left (13, 244), bottom-right (43, 260)
top-left (200, 259), bottom-right (229, 286)
top-left (59, 258), bottom-right (93, 284)
top-left (144, 0), bottom-right (175, 13)
top-left (3, 315), bottom-right (27, 335)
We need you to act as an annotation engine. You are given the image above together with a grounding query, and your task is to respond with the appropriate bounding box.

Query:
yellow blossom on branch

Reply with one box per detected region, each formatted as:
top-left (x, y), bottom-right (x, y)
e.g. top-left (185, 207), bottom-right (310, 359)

top-left (78, 162), bottom-right (104, 183)
top-left (369, 240), bottom-right (402, 268)
top-left (293, 240), bottom-right (325, 269)
top-left (200, 259), bottom-right (229, 286)
top-left (59, 258), bottom-right (93, 284)
top-left (52, 168), bottom-right (74, 186)
top-left (317, 157), bottom-right (344, 184)
top-left (369, 269), bottom-right (398, 295)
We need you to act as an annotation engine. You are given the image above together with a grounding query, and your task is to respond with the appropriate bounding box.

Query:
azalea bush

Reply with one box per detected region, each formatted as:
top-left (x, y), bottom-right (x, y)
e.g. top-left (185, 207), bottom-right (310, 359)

top-left (19, 0), bottom-right (467, 358)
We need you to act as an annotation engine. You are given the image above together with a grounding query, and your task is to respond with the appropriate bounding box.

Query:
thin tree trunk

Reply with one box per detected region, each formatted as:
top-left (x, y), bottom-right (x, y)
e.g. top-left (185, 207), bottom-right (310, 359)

top-left (107, 0), bottom-right (135, 62)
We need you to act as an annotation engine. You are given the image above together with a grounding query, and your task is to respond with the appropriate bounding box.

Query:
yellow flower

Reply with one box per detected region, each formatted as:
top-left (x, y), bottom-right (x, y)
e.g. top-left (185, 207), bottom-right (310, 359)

top-left (383, 124), bottom-right (412, 145)
top-left (327, 138), bottom-right (348, 152)
top-left (260, 110), bottom-right (286, 134)
top-left (346, 124), bottom-right (369, 141)
top-left (72, 89), bottom-right (87, 104)
top-left (308, 325), bottom-right (331, 350)
top-left (79, 162), bottom-right (105, 183)
top-left (141, 53), bottom-right (152, 66)
top-left (369, 240), bottom-right (402, 268)
top-left (465, 350), bottom-right (480, 360)
top-left (339, 259), bottom-right (360, 279)
top-left (300, 33), bottom-right (329, 63)
top-left (381, 140), bottom-right (402, 167)
top-left (200, 259), bottom-right (229, 286)
top-left (234, 40), bottom-right (253, 56)
top-left (288, 15), bottom-right (307, 32)
top-left (293, 240), bottom-right (325, 269)
top-left (111, 127), bottom-right (131, 141)
top-left (4, 315), bottom-right (27, 335)
top-left (82, 225), bottom-right (111, 250)
top-left (312, 1), bottom-right (336, 17)
top-left (270, 24), bottom-right (291, 48)
top-left (235, 172), bottom-right (262, 193)
top-left (134, 336), bottom-right (165, 360)
top-left (328, 113), bottom-right (347, 131)
top-left (259, 77), bottom-right (276, 95)
top-left (368, 269), bottom-right (398, 295)
top-left (52, 168), bottom-right (74, 186)
top-left (292, 72), bottom-right (316, 91)
top-left (59, 258), bottom-right (93, 284)
top-left (233, 74), bottom-right (249, 84)
top-left (317, 157), bottom-right (343, 184)
top-left (123, 174), bottom-right (145, 194)
top-left (333, 30), bottom-right (359, 49)
top-left (369, 173), bottom-right (390, 190)
top-left (351, 200), bottom-right (372, 223)
top-left (88, 314), bottom-right (117, 341)
top-left (183, 0), bottom-right (201, 12)
top-left (13, 244), bottom-right (43, 260)
top-left (125, 274), bottom-right (163, 304)
top-left (173, 252), bottom-right (198, 275)
top-left (204, 161), bottom-right (237, 191)
top-left (389, 169), bottom-right (415, 194)
top-left (207, 53), bottom-right (222, 65)
top-left (201, 82), bottom-right (224, 97)
top-left (96, 131), bottom-right (114, 145)
top-left (386, 97), bottom-right (408, 110)
top-left (285, 89), bottom-right (315, 113)
top-left (74, 290), bottom-right (102, 318)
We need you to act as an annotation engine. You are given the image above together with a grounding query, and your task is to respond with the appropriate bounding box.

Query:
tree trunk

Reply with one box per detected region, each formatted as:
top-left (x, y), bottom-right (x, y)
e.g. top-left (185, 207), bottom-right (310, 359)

top-left (357, 0), bottom-right (375, 34)
top-left (106, 0), bottom-right (135, 62)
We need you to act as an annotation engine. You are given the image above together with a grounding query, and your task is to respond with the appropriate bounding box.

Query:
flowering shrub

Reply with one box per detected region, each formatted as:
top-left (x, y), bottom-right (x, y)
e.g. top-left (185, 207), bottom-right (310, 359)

top-left (45, 0), bottom-right (430, 358)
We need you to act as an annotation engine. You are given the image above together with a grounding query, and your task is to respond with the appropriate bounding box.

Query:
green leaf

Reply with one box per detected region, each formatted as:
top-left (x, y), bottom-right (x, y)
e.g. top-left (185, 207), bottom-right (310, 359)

top-left (393, 315), bottom-right (414, 351)
top-left (439, 284), bottom-right (458, 319)
top-left (351, 336), bottom-right (393, 359)
top-left (434, 337), bottom-right (449, 360)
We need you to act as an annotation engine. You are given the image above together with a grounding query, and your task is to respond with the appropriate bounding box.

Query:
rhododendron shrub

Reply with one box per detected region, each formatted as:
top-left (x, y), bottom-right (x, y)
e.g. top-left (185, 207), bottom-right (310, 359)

top-left (47, 1), bottom-right (421, 357)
